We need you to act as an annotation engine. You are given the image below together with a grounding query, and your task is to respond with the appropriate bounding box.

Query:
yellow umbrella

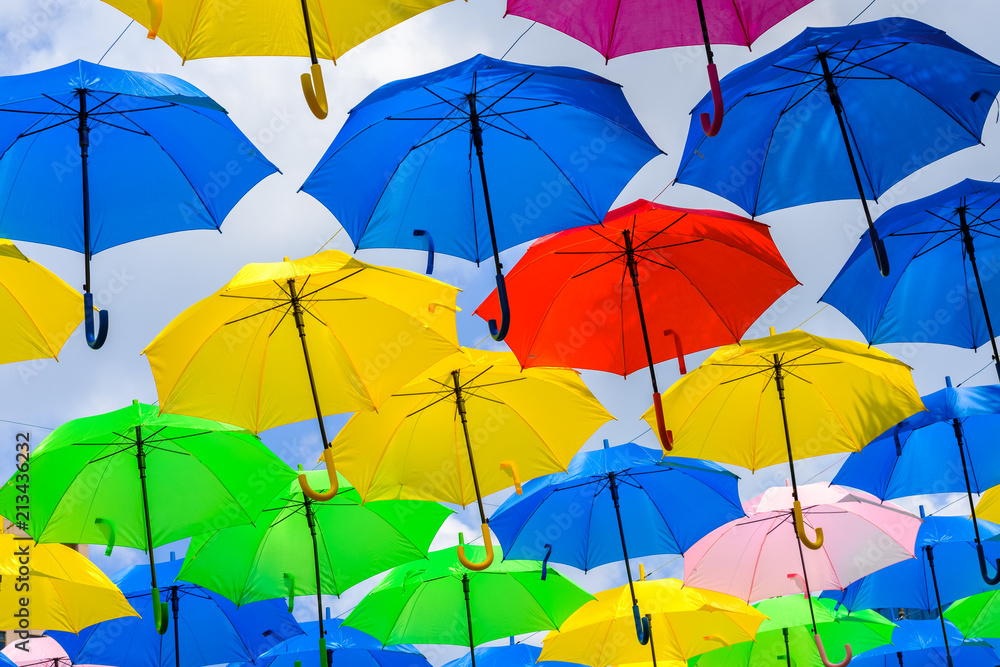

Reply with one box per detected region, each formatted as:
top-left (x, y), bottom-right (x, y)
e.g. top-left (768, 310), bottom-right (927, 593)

top-left (99, 0), bottom-right (457, 119)
top-left (0, 239), bottom-right (83, 365)
top-left (642, 328), bottom-right (923, 551)
top-left (329, 347), bottom-right (614, 570)
top-left (975, 486), bottom-right (1000, 525)
top-left (539, 565), bottom-right (765, 667)
top-left (143, 250), bottom-right (460, 502)
top-left (0, 535), bottom-right (138, 632)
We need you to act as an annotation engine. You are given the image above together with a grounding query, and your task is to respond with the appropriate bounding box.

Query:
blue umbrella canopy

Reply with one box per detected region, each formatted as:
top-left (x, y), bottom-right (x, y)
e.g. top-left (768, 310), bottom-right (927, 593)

top-left (443, 640), bottom-right (582, 667)
top-left (851, 619), bottom-right (999, 667)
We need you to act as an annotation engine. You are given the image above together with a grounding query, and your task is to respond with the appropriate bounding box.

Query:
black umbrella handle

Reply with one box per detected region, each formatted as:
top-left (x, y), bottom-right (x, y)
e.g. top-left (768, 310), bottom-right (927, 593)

top-left (977, 542), bottom-right (1000, 585)
top-left (632, 604), bottom-right (650, 645)
top-left (84, 292), bottom-right (109, 349)
top-left (488, 273), bottom-right (511, 341)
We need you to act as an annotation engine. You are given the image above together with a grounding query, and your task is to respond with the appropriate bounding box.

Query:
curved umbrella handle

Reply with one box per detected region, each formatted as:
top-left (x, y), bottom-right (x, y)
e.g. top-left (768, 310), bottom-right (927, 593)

top-left (541, 544), bottom-right (551, 581)
top-left (301, 63), bottom-right (329, 120)
top-left (146, 0), bottom-right (162, 39)
top-left (652, 392), bottom-right (673, 452)
top-left (413, 230), bottom-right (435, 275)
top-left (488, 274), bottom-right (511, 341)
top-left (298, 449), bottom-right (339, 501)
top-left (95, 517), bottom-right (115, 557)
top-left (632, 604), bottom-right (651, 645)
top-left (868, 228), bottom-right (890, 278)
top-left (84, 292), bottom-right (109, 350)
top-left (152, 587), bottom-right (169, 635)
top-left (977, 542), bottom-right (1000, 585)
top-left (786, 573), bottom-right (808, 599)
top-left (700, 63), bottom-right (724, 137)
top-left (794, 500), bottom-right (824, 550)
top-left (663, 329), bottom-right (687, 375)
top-left (457, 523), bottom-right (495, 571)
top-left (500, 460), bottom-right (522, 494)
top-left (815, 634), bottom-right (852, 667)
top-left (284, 573), bottom-right (295, 613)
top-left (704, 635), bottom-right (732, 650)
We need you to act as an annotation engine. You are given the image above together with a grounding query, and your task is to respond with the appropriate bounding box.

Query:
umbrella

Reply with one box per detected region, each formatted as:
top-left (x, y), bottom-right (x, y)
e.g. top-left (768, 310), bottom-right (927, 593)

top-left (97, 0), bottom-right (457, 119)
top-left (490, 439), bottom-right (744, 642)
top-left (0, 60), bottom-right (277, 348)
top-left (832, 377), bottom-right (1000, 583)
top-left (822, 179), bottom-right (1000, 379)
top-left (0, 400), bottom-right (295, 634)
top-left (329, 347), bottom-right (613, 570)
top-left (504, 0), bottom-right (816, 136)
top-left (1, 636), bottom-right (92, 667)
top-left (644, 329), bottom-right (924, 549)
top-left (48, 556), bottom-right (303, 667)
top-left (443, 638), bottom-right (583, 667)
top-left (300, 54), bottom-right (662, 341)
top-left (675, 18), bottom-right (1000, 277)
top-left (343, 544), bottom-right (593, 667)
top-left (539, 569), bottom-right (766, 667)
top-left (474, 199), bottom-right (798, 446)
top-left (0, 534), bottom-right (138, 633)
top-left (143, 250), bottom-right (461, 502)
top-left (177, 469), bottom-right (451, 650)
top-left (690, 596), bottom-right (895, 667)
top-left (0, 239), bottom-right (84, 364)
top-left (945, 590), bottom-right (1000, 645)
top-left (823, 511), bottom-right (1000, 667)
top-left (850, 619), bottom-right (998, 667)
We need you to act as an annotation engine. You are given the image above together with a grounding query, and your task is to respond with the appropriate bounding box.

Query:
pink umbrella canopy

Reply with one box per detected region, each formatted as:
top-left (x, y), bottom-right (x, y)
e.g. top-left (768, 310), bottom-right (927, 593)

top-left (684, 483), bottom-right (923, 603)
top-left (1, 636), bottom-right (97, 667)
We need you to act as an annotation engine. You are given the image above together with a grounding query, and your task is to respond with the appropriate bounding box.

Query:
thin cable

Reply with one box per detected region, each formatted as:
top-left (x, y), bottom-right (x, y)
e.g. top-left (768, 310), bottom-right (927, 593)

top-left (794, 305), bottom-right (828, 330)
top-left (471, 334), bottom-right (492, 349)
top-left (0, 418), bottom-right (54, 431)
top-left (98, 20), bottom-right (135, 65)
top-left (848, 0), bottom-right (877, 25)
top-left (957, 361), bottom-right (994, 387)
top-left (501, 22), bottom-right (536, 61)
top-left (929, 495), bottom-right (966, 516)
top-left (315, 227), bottom-right (343, 253)
top-left (804, 453), bottom-right (849, 484)
top-left (646, 554), bottom-right (681, 577)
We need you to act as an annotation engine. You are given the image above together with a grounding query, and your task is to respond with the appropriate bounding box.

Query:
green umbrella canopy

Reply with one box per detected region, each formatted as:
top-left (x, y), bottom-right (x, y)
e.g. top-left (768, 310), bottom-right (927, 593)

top-left (945, 590), bottom-right (1000, 638)
top-left (691, 596), bottom-right (895, 667)
top-left (177, 469), bottom-right (453, 604)
top-left (344, 543), bottom-right (594, 647)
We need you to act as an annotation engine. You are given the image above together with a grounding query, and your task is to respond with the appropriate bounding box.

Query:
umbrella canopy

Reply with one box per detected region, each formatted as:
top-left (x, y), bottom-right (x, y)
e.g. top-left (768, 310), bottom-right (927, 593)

top-left (0, 60), bottom-right (278, 348)
top-left (850, 619), bottom-right (998, 667)
top-left (676, 18), bottom-right (1000, 277)
top-left (444, 640), bottom-right (582, 667)
top-left (2, 637), bottom-right (94, 667)
top-left (0, 239), bottom-right (84, 364)
top-left (0, 535), bottom-right (138, 633)
top-left (945, 590), bottom-right (1000, 642)
top-left (48, 557), bottom-right (303, 667)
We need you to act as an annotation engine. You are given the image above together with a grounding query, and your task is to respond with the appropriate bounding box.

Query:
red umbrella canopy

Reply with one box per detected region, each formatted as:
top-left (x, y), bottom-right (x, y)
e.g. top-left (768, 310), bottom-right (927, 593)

top-left (475, 199), bottom-right (798, 376)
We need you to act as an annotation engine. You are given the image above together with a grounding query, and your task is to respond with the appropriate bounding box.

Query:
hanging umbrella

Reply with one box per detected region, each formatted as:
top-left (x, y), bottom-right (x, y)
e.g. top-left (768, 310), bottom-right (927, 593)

top-left (300, 54), bottom-right (662, 340)
top-left (0, 535), bottom-right (138, 633)
top-left (343, 544), bottom-right (593, 667)
top-left (329, 347), bottom-right (613, 570)
top-left (822, 179), bottom-right (1000, 378)
top-left (945, 590), bottom-right (1000, 645)
top-left (143, 250), bottom-right (461, 502)
top-left (48, 556), bottom-right (303, 667)
top-left (832, 377), bottom-right (1000, 584)
top-left (0, 60), bottom-right (278, 348)
top-left (539, 568), bottom-right (766, 667)
top-left (505, 0), bottom-right (816, 136)
top-left (177, 469), bottom-right (451, 651)
top-left (474, 199), bottom-right (798, 445)
top-left (443, 638), bottom-right (583, 667)
top-left (643, 328), bottom-right (924, 549)
top-left (490, 439), bottom-right (744, 643)
top-left (675, 18), bottom-right (1000, 277)
top-left (1, 637), bottom-right (95, 667)
top-left (690, 596), bottom-right (895, 667)
top-left (850, 619), bottom-right (998, 667)
top-left (0, 400), bottom-right (295, 635)
top-left (96, 0), bottom-right (457, 119)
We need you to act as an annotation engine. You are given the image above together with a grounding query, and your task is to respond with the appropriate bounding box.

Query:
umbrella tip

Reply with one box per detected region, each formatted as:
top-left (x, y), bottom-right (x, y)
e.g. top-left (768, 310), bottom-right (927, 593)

top-left (919, 505), bottom-right (926, 518)
top-left (326, 607), bottom-right (331, 619)
top-left (510, 637), bottom-right (515, 646)
top-left (945, 376), bottom-right (953, 388)
top-left (769, 326), bottom-right (776, 336)
top-left (603, 439), bottom-right (610, 449)
top-left (170, 551), bottom-right (175, 561)
top-left (639, 563), bottom-right (646, 580)
top-left (132, 398), bottom-right (139, 406)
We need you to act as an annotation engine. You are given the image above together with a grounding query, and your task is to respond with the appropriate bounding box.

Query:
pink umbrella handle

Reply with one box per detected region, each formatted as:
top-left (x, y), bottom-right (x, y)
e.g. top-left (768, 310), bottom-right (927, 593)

top-left (652, 392), bottom-right (673, 452)
top-left (786, 573), bottom-right (808, 599)
top-left (700, 63), bottom-right (724, 137)
top-left (815, 634), bottom-right (852, 667)
top-left (146, 0), bottom-right (162, 39)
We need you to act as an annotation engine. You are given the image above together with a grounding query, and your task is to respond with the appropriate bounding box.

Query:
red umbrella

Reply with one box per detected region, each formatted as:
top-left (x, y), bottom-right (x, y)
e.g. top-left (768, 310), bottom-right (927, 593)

top-left (475, 199), bottom-right (798, 449)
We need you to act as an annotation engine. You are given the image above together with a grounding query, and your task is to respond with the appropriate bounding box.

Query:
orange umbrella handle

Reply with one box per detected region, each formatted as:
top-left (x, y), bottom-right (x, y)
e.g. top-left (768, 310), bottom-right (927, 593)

top-left (794, 500), bottom-right (825, 550)
top-left (302, 63), bottom-right (329, 120)
top-left (652, 392), bottom-right (673, 452)
top-left (298, 449), bottom-right (339, 501)
top-left (704, 635), bottom-right (732, 650)
top-left (815, 633), bottom-right (852, 667)
top-left (457, 524), bottom-right (495, 571)
top-left (146, 0), bottom-right (162, 39)
top-left (500, 460), bottom-right (522, 494)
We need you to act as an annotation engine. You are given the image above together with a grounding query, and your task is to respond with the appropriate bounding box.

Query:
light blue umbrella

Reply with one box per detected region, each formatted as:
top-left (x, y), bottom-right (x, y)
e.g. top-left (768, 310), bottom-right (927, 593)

top-left (851, 619), bottom-right (999, 667)
top-left (443, 639), bottom-right (582, 667)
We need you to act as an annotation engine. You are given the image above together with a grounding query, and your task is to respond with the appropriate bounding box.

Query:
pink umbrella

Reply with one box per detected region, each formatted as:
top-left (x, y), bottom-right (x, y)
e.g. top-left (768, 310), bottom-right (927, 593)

top-left (1, 637), bottom-right (97, 667)
top-left (504, 0), bottom-right (816, 135)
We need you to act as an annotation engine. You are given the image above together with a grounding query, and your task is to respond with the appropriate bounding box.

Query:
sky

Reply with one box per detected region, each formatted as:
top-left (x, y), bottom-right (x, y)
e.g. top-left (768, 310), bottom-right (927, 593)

top-left (2, 0), bottom-right (1000, 663)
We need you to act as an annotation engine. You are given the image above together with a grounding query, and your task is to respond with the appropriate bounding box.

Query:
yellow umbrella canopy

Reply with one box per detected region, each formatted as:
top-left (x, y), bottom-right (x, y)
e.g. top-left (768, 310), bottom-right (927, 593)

top-left (0, 535), bottom-right (138, 633)
top-left (0, 239), bottom-right (83, 365)
top-left (329, 347), bottom-right (614, 569)
top-left (976, 486), bottom-right (1000, 525)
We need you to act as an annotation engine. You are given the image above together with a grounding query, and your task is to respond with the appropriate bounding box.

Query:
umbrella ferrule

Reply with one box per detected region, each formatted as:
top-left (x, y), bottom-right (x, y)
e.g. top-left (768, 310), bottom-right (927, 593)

top-left (817, 52), bottom-right (842, 110)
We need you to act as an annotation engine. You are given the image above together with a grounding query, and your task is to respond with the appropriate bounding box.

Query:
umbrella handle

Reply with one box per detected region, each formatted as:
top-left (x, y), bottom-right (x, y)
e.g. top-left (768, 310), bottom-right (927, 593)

top-left (700, 63), bottom-right (724, 137)
top-left (413, 230), bottom-right (435, 274)
top-left (457, 523), bottom-right (495, 571)
top-left (704, 635), bottom-right (732, 650)
top-left (500, 460), bottom-right (522, 494)
top-left (793, 500), bottom-right (824, 550)
top-left (652, 392), bottom-right (673, 452)
top-left (541, 544), bottom-right (551, 580)
top-left (663, 329), bottom-right (687, 375)
top-left (488, 274), bottom-right (511, 341)
top-left (977, 542), bottom-right (1000, 585)
top-left (301, 63), bottom-right (329, 120)
top-left (786, 573), bottom-right (808, 599)
top-left (867, 228), bottom-right (890, 278)
top-left (632, 605), bottom-right (650, 645)
top-left (146, 0), bottom-right (162, 39)
top-left (298, 449), bottom-right (339, 501)
top-left (84, 292), bottom-right (109, 350)
top-left (95, 517), bottom-right (115, 557)
top-left (284, 573), bottom-right (295, 612)
top-left (152, 587), bottom-right (169, 635)
top-left (815, 634), bottom-right (852, 667)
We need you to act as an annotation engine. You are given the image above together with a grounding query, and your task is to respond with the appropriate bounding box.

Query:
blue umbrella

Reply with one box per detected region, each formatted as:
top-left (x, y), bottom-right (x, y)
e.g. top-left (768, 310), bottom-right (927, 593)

top-left (0, 60), bottom-right (278, 348)
top-left (490, 439), bottom-right (743, 643)
top-left (443, 638), bottom-right (581, 667)
top-left (300, 53), bottom-right (662, 340)
top-left (833, 377), bottom-right (1000, 584)
top-left (675, 18), bottom-right (1000, 278)
top-left (48, 556), bottom-right (303, 667)
top-left (851, 619), bottom-right (998, 667)
top-left (821, 179), bottom-right (1000, 380)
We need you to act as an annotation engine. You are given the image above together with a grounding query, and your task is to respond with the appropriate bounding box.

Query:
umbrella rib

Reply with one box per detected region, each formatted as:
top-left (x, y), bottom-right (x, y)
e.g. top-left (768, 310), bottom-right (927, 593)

top-left (409, 118), bottom-right (471, 151)
top-left (41, 92), bottom-right (79, 114)
top-left (16, 116), bottom-right (77, 138)
top-left (85, 116), bottom-right (150, 136)
top-left (569, 253), bottom-right (626, 279)
top-left (475, 72), bottom-right (536, 118)
top-left (637, 256), bottom-right (677, 271)
top-left (222, 301), bottom-right (290, 326)
top-left (911, 231), bottom-right (962, 259)
top-left (639, 240), bottom-right (704, 252)
top-left (632, 212), bottom-right (688, 250)
top-left (744, 75), bottom-right (824, 98)
top-left (83, 91), bottom-right (121, 114)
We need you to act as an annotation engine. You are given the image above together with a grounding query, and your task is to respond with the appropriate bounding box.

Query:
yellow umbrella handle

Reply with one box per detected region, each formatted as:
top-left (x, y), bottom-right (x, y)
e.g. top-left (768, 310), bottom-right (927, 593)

top-left (815, 633), bottom-right (852, 667)
top-left (301, 63), bottom-right (329, 120)
top-left (500, 461), bottom-right (522, 495)
top-left (298, 449), bottom-right (339, 501)
top-left (457, 524), bottom-right (495, 571)
top-left (793, 500), bottom-right (824, 550)
top-left (146, 0), bottom-right (162, 39)
top-left (152, 587), bottom-right (169, 634)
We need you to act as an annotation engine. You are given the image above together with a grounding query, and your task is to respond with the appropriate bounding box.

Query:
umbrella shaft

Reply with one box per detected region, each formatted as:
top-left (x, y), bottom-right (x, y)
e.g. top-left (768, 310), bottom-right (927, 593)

top-left (171, 586), bottom-right (180, 667)
top-left (926, 546), bottom-right (954, 665)
top-left (952, 417), bottom-right (985, 544)
top-left (78, 88), bottom-right (92, 293)
top-left (608, 473), bottom-right (640, 604)
top-left (467, 92), bottom-right (503, 278)
top-left (288, 279), bottom-right (331, 449)
top-left (452, 371), bottom-right (488, 524)
top-left (299, 0), bottom-right (319, 64)
top-left (623, 230), bottom-right (659, 394)
top-left (463, 574), bottom-right (476, 667)
top-left (959, 208), bottom-right (1000, 377)
top-left (647, 615), bottom-right (657, 667)
top-left (772, 355), bottom-right (800, 499)
top-left (306, 499), bottom-right (326, 649)
top-left (135, 427), bottom-right (159, 592)
top-left (694, 0), bottom-right (714, 64)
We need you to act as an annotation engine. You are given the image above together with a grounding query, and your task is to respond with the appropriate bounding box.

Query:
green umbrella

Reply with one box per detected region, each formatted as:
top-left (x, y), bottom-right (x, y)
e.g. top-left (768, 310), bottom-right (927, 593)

top-left (0, 400), bottom-right (294, 635)
top-left (177, 469), bottom-right (452, 667)
top-left (691, 596), bottom-right (895, 667)
top-left (944, 590), bottom-right (1000, 639)
top-left (344, 541), bottom-right (594, 667)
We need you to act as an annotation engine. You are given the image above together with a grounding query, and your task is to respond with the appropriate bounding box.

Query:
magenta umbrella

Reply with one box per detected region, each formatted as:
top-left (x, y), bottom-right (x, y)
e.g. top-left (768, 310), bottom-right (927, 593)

top-left (504, 0), bottom-right (815, 135)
